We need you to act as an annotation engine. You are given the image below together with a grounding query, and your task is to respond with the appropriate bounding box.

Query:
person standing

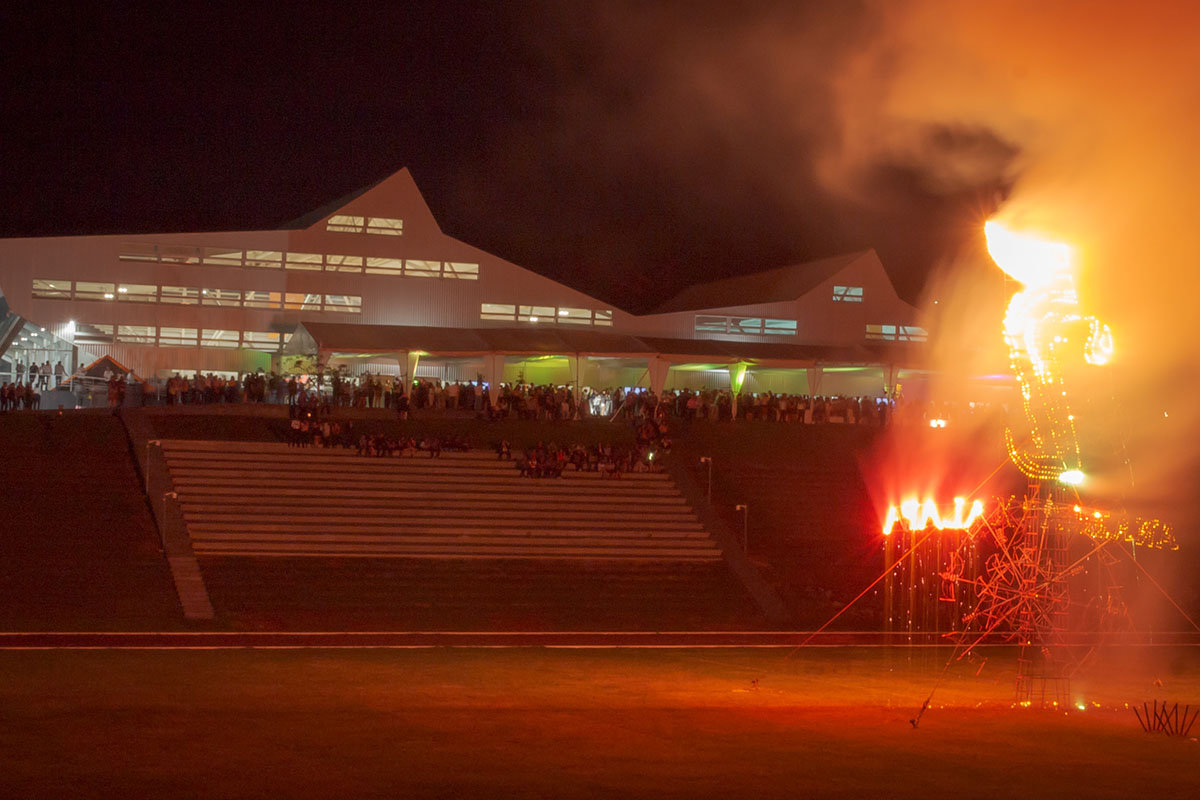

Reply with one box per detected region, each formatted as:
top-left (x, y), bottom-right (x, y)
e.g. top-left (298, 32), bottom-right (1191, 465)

top-left (54, 360), bottom-right (65, 388)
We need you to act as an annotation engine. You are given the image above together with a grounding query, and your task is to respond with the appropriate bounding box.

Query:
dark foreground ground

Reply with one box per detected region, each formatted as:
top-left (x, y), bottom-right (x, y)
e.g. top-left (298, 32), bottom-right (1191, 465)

top-left (1, 646), bottom-right (1197, 799)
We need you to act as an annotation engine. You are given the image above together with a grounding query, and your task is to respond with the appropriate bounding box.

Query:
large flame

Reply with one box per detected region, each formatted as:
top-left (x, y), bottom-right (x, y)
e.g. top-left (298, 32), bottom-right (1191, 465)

top-left (882, 496), bottom-right (984, 535)
top-left (986, 220), bottom-right (1113, 484)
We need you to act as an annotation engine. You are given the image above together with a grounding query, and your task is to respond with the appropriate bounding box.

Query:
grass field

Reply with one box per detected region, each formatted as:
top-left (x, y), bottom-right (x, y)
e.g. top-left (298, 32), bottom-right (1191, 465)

top-left (1, 646), bottom-right (1197, 798)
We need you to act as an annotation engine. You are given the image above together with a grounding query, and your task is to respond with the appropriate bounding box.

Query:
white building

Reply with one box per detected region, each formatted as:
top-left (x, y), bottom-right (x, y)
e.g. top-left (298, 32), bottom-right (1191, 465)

top-left (0, 168), bottom-right (926, 397)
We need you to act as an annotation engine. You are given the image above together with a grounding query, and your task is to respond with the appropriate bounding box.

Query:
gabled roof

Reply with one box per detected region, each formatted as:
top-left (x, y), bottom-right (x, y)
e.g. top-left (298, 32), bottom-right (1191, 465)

top-left (653, 250), bottom-right (874, 313)
top-left (278, 167), bottom-right (442, 234)
top-left (279, 174), bottom-right (393, 230)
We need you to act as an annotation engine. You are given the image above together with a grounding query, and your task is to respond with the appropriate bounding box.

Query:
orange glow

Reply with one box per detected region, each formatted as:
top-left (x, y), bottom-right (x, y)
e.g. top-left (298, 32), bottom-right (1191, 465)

top-left (882, 496), bottom-right (984, 534)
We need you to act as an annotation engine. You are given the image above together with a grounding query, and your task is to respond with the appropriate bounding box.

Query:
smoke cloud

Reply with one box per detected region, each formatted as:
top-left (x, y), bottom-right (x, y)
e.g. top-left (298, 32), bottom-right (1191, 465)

top-left (817, 0), bottom-right (1200, 531)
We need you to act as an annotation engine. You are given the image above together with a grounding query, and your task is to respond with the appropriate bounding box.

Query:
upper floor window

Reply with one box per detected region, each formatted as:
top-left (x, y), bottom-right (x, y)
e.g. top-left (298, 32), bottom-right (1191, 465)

top-left (693, 314), bottom-right (797, 336)
top-left (325, 215), bottom-right (404, 235)
top-left (866, 324), bottom-right (927, 342)
top-left (833, 285), bottom-right (864, 302)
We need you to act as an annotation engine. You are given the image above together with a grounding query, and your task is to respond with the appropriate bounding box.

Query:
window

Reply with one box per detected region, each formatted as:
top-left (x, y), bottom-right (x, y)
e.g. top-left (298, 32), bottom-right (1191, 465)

top-left (326, 214), bottom-right (365, 233)
top-left (324, 295), bottom-right (362, 313)
top-left (159, 327), bottom-right (199, 347)
top-left (480, 303), bottom-right (516, 321)
top-left (594, 310), bottom-right (613, 327)
top-left (404, 259), bottom-right (441, 278)
top-left (201, 288), bottom-right (241, 307)
top-left (201, 329), bottom-right (240, 348)
top-left (365, 257), bottom-right (404, 275)
top-left (518, 305), bottom-right (555, 323)
top-left (116, 283), bottom-right (157, 303)
top-left (556, 307), bottom-right (592, 325)
top-left (244, 250), bottom-right (282, 269)
top-left (32, 279), bottom-right (72, 299)
top-left (444, 262), bottom-right (479, 280)
top-left (866, 324), bottom-right (927, 342)
top-left (324, 254), bottom-right (363, 273)
top-left (694, 315), bottom-right (729, 334)
top-left (729, 317), bottom-right (764, 335)
top-left (284, 292), bottom-right (322, 311)
top-left (243, 290), bottom-right (281, 309)
top-left (763, 319), bottom-right (798, 335)
top-left (365, 216), bottom-right (403, 236)
top-left (242, 331), bottom-right (281, 351)
top-left (899, 325), bottom-right (928, 342)
top-left (117, 325), bottom-right (157, 344)
top-left (202, 247), bottom-right (244, 267)
top-left (119, 243), bottom-right (158, 261)
top-left (161, 286), bottom-right (201, 305)
top-left (75, 281), bottom-right (117, 301)
top-left (74, 323), bottom-right (113, 344)
top-left (284, 252), bottom-right (323, 271)
top-left (159, 246), bottom-right (200, 264)
top-left (833, 285), bottom-right (864, 302)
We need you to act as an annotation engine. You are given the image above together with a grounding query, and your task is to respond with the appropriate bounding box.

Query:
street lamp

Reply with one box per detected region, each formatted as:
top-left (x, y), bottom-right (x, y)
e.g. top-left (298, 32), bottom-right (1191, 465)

top-left (736, 504), bottom-right (748, 552)
top-left (699, 456), bottom-right (712, 501)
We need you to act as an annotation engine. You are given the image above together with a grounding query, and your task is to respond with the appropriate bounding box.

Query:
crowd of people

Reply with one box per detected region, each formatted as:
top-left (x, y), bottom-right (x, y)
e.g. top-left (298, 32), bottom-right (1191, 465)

top-left (0, 381), bottom-right (40, 411)
top-left (8, 360), bottom-right (66, 391)
top-left (510, 417), bottom-right (673, 479)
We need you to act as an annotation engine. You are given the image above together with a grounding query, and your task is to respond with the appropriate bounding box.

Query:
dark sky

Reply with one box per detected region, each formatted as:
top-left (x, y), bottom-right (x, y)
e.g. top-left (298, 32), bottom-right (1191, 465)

top-left (0, 1), bottom-right (1015, 313)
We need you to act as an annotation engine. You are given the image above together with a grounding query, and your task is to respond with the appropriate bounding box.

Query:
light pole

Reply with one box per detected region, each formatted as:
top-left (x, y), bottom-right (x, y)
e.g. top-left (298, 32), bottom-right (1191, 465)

top-left (699, 456), bottom-right (712, 502)
top-left (736, 504), bottom-right (748, 552)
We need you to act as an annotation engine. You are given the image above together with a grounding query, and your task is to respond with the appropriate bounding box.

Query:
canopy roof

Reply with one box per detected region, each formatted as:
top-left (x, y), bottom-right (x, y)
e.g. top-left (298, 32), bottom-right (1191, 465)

top-left (286, 322), bottom-right (918, 367)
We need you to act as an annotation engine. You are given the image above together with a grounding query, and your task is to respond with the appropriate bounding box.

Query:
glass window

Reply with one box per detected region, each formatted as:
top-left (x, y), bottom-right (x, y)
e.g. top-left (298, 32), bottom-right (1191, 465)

top-left (365, 216), bottom-right (403, 235)
top-left (404, 259), bottom-right (441, 278)
top-left (202, 247), bottom-right (244, 267)
top-left (117, 325), bottom-right (157, 344)
top-left (866, 324), bottom-right (897, 341)
top-left (161, 286), bottom-right (201, 305)
top-left (244, 250), bottom-right (282, 269)
top-left (327, 214), bottom-right (365, 233)
top-left (324, 295), bottom-right (362, 313)
top-left (243, 331), bottom-right (281, 351)
top-left (159, 327), bottom-right (199, 347)
top-left (116, 283), bottom-right (157, 303)
top-left (763, 319), bottom-right (798, 335)
top-left (32, 279), bottom-right (72, 299)
top-left (365, 257), bottom-right (404, 275)
top-left (518, 305), bottom-right (555, 322)
top-left (284, 292), bottom-right (322, 311)
top-left (444, 262), bottom-right (479, 279)
top-left (480, 303), bottom-right (516, 321)
top-left (325, 254), bottom-right (363, 273)
top-left (201, 329), bottom-right (240, 348)
top-left (730, 317), bottom-right (764, 335)
top-left (243, 290), bottom-right (281, 309)
top-left (159, 246), bottom-right (200, 264)
top-left (899, 325), bottom-right (928, 342)
top-left (284, 252), bottom-right (323, 271)
top-left (557, 307), bottom-right (592, 325)
top-left (75, 281), bottom-right (117, 301)
top-left (201, 288), bottom-right (241, 307)
top-left (119, 243), bottom-right (158, 261)
top-left (833, 285), bottom-right (864, 302)
top-left (74, 323), bottom-right (113, 344)
top-left (694, 315), bottom-right (729, 334)
top-left (594, 310), bottom-right (613, 327)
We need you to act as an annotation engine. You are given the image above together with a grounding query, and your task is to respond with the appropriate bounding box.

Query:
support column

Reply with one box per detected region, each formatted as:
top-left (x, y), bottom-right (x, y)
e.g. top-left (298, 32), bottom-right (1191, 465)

top-left (481, 353), bottom-right (505, 407)
top-left (567, 354), bottom-right (582, 408)
top-left (728, 361), bottom-right (748, 420)
top-left (648, 355), bottom-right (670, 398)
top-left (806, 366), bottom-right (824, 397)
top-left (394, 350), bottom-right (421, 391)
top-left (884, 363), bottom-right (898, 398)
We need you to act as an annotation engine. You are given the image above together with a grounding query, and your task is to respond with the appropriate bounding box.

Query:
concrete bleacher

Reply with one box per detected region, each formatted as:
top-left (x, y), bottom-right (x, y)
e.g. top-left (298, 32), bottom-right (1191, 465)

top-left (156, 438), bottom-right (764, 629)
top-left (161, 441), bottom-right (720, 561)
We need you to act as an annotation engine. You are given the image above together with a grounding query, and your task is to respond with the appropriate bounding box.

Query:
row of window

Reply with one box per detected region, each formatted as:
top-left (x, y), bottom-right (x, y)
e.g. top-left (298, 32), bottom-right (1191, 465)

top-left (832, 285), bottom-right (864, 302)
top-left (326, 215), bottom-right (403, 235)
top-left (866, 324), bottom-right (928, 342)
top-left (74, 323), bottom-right (292, 350)
top-left (694, 315), bottom-right (798, 336)
top-left (117, 245), bottom-right (478, 280)
top-left (479, 304), bottom-right (613, 326)
top-left (32, 280), bottom-right (361, 313)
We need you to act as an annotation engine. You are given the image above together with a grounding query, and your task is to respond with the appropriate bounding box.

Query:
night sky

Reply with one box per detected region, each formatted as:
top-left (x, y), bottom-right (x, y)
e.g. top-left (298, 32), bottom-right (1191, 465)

top-left (3, 2), bottom-right (1017, 312)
